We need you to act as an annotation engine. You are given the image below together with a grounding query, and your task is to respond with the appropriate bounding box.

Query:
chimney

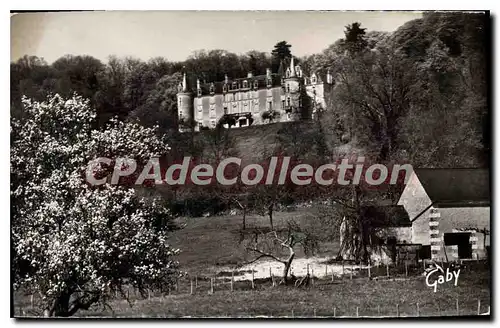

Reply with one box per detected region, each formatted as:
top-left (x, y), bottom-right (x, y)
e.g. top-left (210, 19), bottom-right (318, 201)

top-left (247, 72), bottom-right (253, 78)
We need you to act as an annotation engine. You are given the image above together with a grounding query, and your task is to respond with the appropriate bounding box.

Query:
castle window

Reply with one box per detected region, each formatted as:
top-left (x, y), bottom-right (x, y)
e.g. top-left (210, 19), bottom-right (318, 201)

top-left (243, 80), bottom-right (248, 89)
top-left (267, 78), bottom-right (272, 88)
top-left (287, 97), bottom-right (291, 107)
top-left (254, 81), bottom-right (258, 89)
top-left (197, 88), bottom-right (202, 97)
top-left (223, 84), bottom-right (227, 93)
top-left (232, 82), bottom-right (237, 90)
top-left (210, 120), bottom-right (216, 128)
top-left (311, 75), bottom-right (317, 84)
top-left (210, 83), bottom-right (215, 95)
top-left (268, 101), bottom-right (272, 110)
top-left (198, 122), bottom-right (203, 129)
top-left (286, 83), bottom-right (290, 93)
top-left (282, 100), bottom-right (286, 108)
top-left (179, 98), bottom-right (182, 106)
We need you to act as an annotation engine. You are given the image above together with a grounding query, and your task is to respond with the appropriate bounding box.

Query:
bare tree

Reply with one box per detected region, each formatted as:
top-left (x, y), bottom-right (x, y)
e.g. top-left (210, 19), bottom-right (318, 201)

top-left (242, 220), bottom-right (319, 285)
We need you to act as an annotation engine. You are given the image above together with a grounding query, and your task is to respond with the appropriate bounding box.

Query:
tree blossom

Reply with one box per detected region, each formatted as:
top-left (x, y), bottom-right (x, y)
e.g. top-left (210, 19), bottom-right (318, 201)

top-left (11, 94), bottom-right (179, 317)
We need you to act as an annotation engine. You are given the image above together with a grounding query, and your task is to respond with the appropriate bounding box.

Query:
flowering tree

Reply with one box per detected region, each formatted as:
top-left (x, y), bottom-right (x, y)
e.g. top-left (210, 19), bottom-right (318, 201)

top-left (11, 94), bottom-right (179, 317)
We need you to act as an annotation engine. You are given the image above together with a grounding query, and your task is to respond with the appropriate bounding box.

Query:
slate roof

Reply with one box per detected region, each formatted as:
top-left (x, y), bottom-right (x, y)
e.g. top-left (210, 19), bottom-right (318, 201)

top-left (360, 205), bottom-right (411, 228)
top-left (196, 74), bottom-right (284, 96)
top-left (415, 168), bottom-right (490, 207)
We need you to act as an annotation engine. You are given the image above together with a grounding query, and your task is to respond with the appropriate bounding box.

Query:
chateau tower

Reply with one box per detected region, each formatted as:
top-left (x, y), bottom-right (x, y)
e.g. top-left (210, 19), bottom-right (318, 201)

top-left (176, 72), bottom-right (194, 130)
top-left (283, 56), bottom-right (302, 121)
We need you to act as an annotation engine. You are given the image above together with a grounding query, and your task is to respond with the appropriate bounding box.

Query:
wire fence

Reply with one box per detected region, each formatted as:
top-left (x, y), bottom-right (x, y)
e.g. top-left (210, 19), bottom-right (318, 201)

top-left (14, 260), bottom-right (490, 318)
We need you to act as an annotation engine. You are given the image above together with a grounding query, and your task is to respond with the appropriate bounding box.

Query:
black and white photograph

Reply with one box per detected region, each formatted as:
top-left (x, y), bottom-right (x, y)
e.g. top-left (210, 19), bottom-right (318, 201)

top-left (10, 9), bottom-right (491, 320)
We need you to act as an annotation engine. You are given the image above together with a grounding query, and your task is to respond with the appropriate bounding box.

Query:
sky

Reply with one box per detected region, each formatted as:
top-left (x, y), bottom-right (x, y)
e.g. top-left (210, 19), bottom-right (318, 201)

top-left (11, 11), bottom-right (422, 64)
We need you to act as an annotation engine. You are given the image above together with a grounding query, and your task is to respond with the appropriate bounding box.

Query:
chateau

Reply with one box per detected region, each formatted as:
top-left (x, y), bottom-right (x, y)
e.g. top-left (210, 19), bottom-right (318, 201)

top-left (176, 56), bottom-right (333, 131)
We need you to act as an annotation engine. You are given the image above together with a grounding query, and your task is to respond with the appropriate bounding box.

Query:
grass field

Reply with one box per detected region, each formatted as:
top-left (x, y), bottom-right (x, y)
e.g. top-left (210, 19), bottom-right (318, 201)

top-left (168, 207), bottom-right (339, 275)
top-left (13, 208), bottom-right (491, 318)
top-left (15, 268), bottom-right (490, 318)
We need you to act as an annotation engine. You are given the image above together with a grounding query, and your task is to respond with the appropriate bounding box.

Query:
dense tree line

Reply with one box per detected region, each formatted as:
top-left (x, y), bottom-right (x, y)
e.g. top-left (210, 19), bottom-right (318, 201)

top-left (11, 12), bottom-right (488, 169)
top-left (11, 50), bottom-right (274, 132)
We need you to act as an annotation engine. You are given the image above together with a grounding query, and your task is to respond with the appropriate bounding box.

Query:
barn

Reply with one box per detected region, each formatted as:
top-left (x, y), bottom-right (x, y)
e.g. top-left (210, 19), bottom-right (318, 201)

top-left (397, 168), bottom-right (490, 262)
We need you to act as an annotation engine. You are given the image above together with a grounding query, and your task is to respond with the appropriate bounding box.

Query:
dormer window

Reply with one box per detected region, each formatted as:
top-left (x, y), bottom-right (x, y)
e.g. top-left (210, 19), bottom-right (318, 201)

top-left (197, 88), bottom-right (202, 97)
top-left (223, 84), bottom-right (227, 93)
top-left (243, 80), bottom-right (248, 89)
top-left (209, 83), bottom-right (215, 95)
top-left (254, 81), bottom-right (259, 89)
top-left (311, 75), bottom-right (317, 84)
top-left (232, 82), bottom-right (237, 90)
top-left (296, 66), bottom-right (302, 78)
top-left (266, 78), bottom-right (272, 88)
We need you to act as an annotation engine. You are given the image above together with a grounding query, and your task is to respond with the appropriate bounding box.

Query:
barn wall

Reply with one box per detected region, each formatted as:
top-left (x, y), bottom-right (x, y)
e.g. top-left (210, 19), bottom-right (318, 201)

top-left (397, 171), bottom-right (432, 245)
top-left (427, 207), bottom-right (490, 261)
top-left (377, 227), bottom-right (412, 244)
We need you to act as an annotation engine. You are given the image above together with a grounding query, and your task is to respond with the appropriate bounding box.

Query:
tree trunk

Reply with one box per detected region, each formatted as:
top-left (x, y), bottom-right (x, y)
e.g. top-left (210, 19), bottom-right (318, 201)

top-left (242, 207), bottom-right (246, 230)
top-left (282, 252), bottom-right (295, 284)
top-left (268, 205), bottom-right (274, 230)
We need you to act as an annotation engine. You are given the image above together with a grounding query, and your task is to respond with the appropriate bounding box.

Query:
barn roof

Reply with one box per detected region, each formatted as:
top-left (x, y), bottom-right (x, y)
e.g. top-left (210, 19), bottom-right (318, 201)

top-left (415, 168), bottom-right (490, 207)
top-left (361, 205), bottom-right (411, 227)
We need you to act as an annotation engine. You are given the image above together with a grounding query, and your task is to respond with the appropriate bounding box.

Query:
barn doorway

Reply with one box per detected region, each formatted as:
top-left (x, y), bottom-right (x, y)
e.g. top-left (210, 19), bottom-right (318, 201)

top-left (444, 232), bottom-right (472, 259)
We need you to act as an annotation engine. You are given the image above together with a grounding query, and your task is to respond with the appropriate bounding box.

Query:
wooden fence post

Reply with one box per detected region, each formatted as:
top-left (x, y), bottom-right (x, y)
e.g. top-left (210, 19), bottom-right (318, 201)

top-left (405, 261), bottom-right (408, 276)
top-left (325, 265), bottom-right (328, 278)
top-left (456, 298), bottom-right (459, 315)
top-left (386, 263), bottom-right (389, 277)
top-left (231, 271), bottom-right (234, 292)
top-left (195, 275), bottom-right (198, 289)
top-left (331, 269), bottom-right (334, 282)
top-left (30, 294), bottom-right (34, 309)
top-left (377, 305), bottom-right (381, 317)
top-left (342, 261), bottom-right (345, 278)
top-left (356, 306), bottom-right (359, 317)
top-left (311, 268), bottom-right (315, 287)
top-left (210, 277), bottom-right (214, 294)
top-left (251, 271), bottom-right (255, 289)
top-left (477, 299), bottom-right (481, 315)
top-left (148, 289), bottom-right (151, 300)
top-left (350, 263), bottom-right (353, 280)
top-left (190, 279), bottom-right (194, 295)
top-left (333, 307), bottom-right (336, 317)
top-left (368, 265), bottom-right (371, 278)
top-left (396, 304), bottom-right (400, 317)
top-left (417, 303), bottom-right (420, 317)
top-left (313, 308), bottom-right (317, 317)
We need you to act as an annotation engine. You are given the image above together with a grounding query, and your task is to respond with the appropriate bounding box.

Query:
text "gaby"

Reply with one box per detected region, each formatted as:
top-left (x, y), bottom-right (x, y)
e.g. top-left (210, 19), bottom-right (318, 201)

top-left (425, 263), bottom-right (460, 293)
